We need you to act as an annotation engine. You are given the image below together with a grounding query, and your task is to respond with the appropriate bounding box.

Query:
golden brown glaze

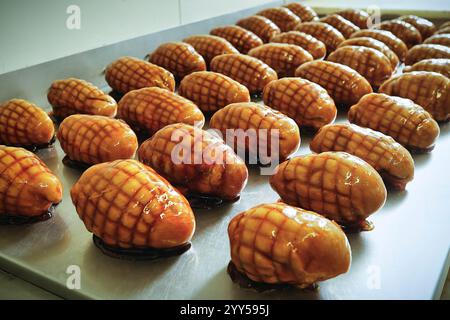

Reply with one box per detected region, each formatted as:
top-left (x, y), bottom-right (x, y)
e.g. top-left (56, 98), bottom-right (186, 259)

top-left (71, 159), bottom-right (195, 249)
top-left (0, 99), bottom-right (55, 147)
top-left (209, 54), bottom-right (277, 95)
top-left (439, 21), bottom-right (450, 30)
top-left (435, 26), bottom-right (450, 35)
top-left (375, 20), bottom-right (422, 48)
top-left (348, 93), bottom-right (440, 152)
top-left (236, 15), bottom-right (281, 43)
top-left (209, 102), bottom-right (300, 162)
top-left (248, 43), bottom-right (313, 77)
top-left (48, 78), bottom-right (117, 119)
top-left (228, 202), bottom-right (351, 287)
top-left (336, 9), bottom-right (370, 29)
top-left (0, 145), bottom-right (62, 217)
top-left (403, 58), bottom-right (450, 78)
top-left (105, 56), bottom-right (175, 94)
top-left (424, 34), bottom-right (450, 47)
top-left (183, 35), bottom-right (239, 66)
top-left (117, 87), bottom-right (205, 136)
top-left (147, 42), bottom-right (207, 81)
top-left (294, 60), bottom-right (372, 106)
top-left (57, 115), bottom-right (138, 165)
top-left (295, 22), bottom-right (345, 53)
top-left (283, 3), bottom-right (318, 22)
top-left (327, 46), bottom-right (393, 87)
top-left (320, 14), bottom-right (360, 39)
top-left (178, 71), bottom-right (250, 112)
top-left (262, 77), bottom-right (337, 130)
top-left (210, 25), bottom-right (263, 54)
top-left (379, 71), bottom-right (450, 122)
top-left (398, 15), bottom-right (436, 40)
top-left (270, 31), bottom-right (326, 60)
top-left (257, 7), bottom-right (301, 32)
top-left (310, 123), bottom-right (414, 190)
top-left (350, 29), bottom-right (408, 62)
top-left (138, 123), bottom-right (248, 201)
top-left (405, 44), bottom-right (450, 65)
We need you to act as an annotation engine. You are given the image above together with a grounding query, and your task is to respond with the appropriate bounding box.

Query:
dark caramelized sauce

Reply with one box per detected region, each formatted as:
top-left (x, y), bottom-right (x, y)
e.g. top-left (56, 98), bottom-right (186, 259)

top-left (187, 194), bottom-right (240, 209)
top-left (408, 144), bottom-right (435, 154)
top-left (0, 203), bottom-right (58, 225)
top-left (14, 135), bottom-right (56, 153)
top-left (341, 220), bottom-right (374, 233)
top-left (62, 156), bottom-right (91, 170)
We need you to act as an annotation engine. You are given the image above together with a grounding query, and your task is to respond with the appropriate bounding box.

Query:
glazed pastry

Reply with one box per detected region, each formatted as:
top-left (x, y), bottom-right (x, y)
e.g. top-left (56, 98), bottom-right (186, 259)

top-left (403, 58), bottom-right (450, 78)
top-left (310, 123), bottom-right (414, 190)
top-left (48, 78), bottom-right (117, 119)
top-left (424, 34), bottom-right (450, 47)
top-left (270, 31), bottom-right (326, 60)
top-left (256, 7), bottom-right (301, 32)
top-left (210, 25), bottom-right (263, 54)
top-left (295, 60), bottom-right (372, 106)
top-left (117, 87), bottom-right (205, 136)
top-left (248, 43), bottom-right (313, 77)
top-left (379, 71), bottom-right (450, 122)
top-left (350, 29), bottom-right (408, 62)
top-left (209, 54), bottom-right (277, 95)
top-left (374, 20), bottom-right (422, 48)
top-left (236, 15), bottom-right (281, 43)
top-left (105, 56), bottom-right (175, 94)
top-left (0, 145), bottom-right (62, 223)
top-left (348, 93), bottom-right (440, 152)
top-left (338, 37), bottom-right (399, 69)
top-left (270, 152), bottom-right (387, 230)
top-left (435, 26), bottom-right (450, 35)
top-left (0, 99), bottom-right (55, 148)
top-left (439, 21), bottom-right (450, 30)
top-left (336, 9), bottom-right (370, 29)
top-left (320, 14), bottom-right (360, 39)
top-left (262, 77), bottom-right (337, 130)
top-left (398, 15), bottom-right (436, 40)
top-left (209, 102), bottom-right (300, 162)
top-left (295, 22), bottom-right (345, 53)
top-left (183, 35), bottom-right (238, 66)
top-left (327, 46), bottom-right (393, 87)
top-left (178, 71), bottom-right (250, 113)
top-left (57, 115), bottom-right (138, 167)
top-left (228, 202), bottom-right (351, 288)
top-left (147, 42), bottom-right (206, 81)
top-left (283, 2), bottom-right (318, 22)
top-left (70, 159), bottom-right (195, 258)
top-left (138, 123), bottom-right (248, 202)
top-left (405, 44), bottom-right (450, 65)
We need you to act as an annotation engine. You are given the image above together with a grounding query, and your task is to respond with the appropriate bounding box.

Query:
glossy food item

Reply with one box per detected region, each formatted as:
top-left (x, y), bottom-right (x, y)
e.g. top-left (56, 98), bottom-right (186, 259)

top-left (398, 15), bottom-right (436, 40)
top-left (228, 202), bottom-right (351, 287)
top-left (350, 29), bottom-right (408, 62)
top-left (48, 78), bottom-right (117, 119)
top-left (236, 15), bottom-right (281, 43)
top-left (270, 31), bottom-right (326, 60)
top-left (283, 2), bottom-right (318, 22)
top-left (248, 43), bottom-right (313, 77)
top-left (183, 35), bottom-right (239, 66)
top-left (320, 14), bottom-right (360, 39)
top-left (147, 42), bottom-right (206, 81)
top-left (210, 25), bottom-right (263, 54)
top-left (138, 123), bottom-right (248, 201)
top-left (117, 87), bottom-right (205, 136)
top-left (310, 123), bottom-right (414, 190)
top-left (178, 71), bottom-right (250, 112)
top-left (262, 77), bottom-right (337, 129)
top-left (209, 102), bottom-right (300, 161)
top-left (438, 22), bottom-right (450, 30)
top-left (379, 71), bottom-right (450, 122)
top-left (295, 60), bottom-right (372, 106)
top-left (71, 159), bottom-right (195, 252)
top-left (57, 115), bottom-right (138, 166)
top-left (348, 93), bottom-right (440, 152)
top-left (338, 37), bottom-right (399, 69)
top-left (403, 58), bottom-right (450, 78)
top-left (327, 46), bottom-right (393, 87)
top-left (0, 145), bottom-right (62, 221)
top-left (336, 9), bottom-right (370, 29)
top-left (270, 152), bottom-right (387, 228)
top-left (209, 54), bottom-right (277, 95)
top-left (375, 20), bottom-right (422, 48)
top-left (0, 99), bottom-right (55, 148)
top-left (424, 34), bottom-right (450, 47)
top-left (105, 57), bottom-right (175, 94)
top-left (257, 7), bottom-right (301, 32)
top-left (405, 44), bottom-right (450, 65)
top-left (295, 22), bottom-right (345, 53)
top-left (435, 26), bottom-right (450, 35)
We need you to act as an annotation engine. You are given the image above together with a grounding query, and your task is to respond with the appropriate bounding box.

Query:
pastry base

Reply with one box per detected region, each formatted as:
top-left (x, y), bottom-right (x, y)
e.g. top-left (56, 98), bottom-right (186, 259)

top-left (62, 156), bottom-right (92, 170)
top-left (340, 219), bottom-right (374, 233)
top-left (186, 193), bottom-right (240, 209)
top-left (0, 203), bottom-right (58, 225)
top-left (11, 135), bottom-right (56, 153)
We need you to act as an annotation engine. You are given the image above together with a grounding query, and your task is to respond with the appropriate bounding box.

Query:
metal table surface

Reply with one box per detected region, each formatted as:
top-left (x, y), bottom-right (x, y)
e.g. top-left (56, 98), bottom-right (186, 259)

top-left (0, 2), bottom-right (449, 300)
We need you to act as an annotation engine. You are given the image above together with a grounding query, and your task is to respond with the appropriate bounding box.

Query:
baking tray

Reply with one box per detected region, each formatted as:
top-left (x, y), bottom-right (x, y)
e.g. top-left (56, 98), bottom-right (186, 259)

top-left (0, 2), bottom-right (449, 300)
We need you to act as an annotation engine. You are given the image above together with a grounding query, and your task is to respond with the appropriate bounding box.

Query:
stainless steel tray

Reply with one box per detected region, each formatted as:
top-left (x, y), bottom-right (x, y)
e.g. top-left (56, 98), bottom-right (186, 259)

top-left (0, 2), bottom-right (449, 300)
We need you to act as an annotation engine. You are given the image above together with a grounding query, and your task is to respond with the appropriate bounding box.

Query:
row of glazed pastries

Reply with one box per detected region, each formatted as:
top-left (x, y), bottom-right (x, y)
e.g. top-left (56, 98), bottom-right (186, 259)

top-left (1, 2), bottom-right (449, 290)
